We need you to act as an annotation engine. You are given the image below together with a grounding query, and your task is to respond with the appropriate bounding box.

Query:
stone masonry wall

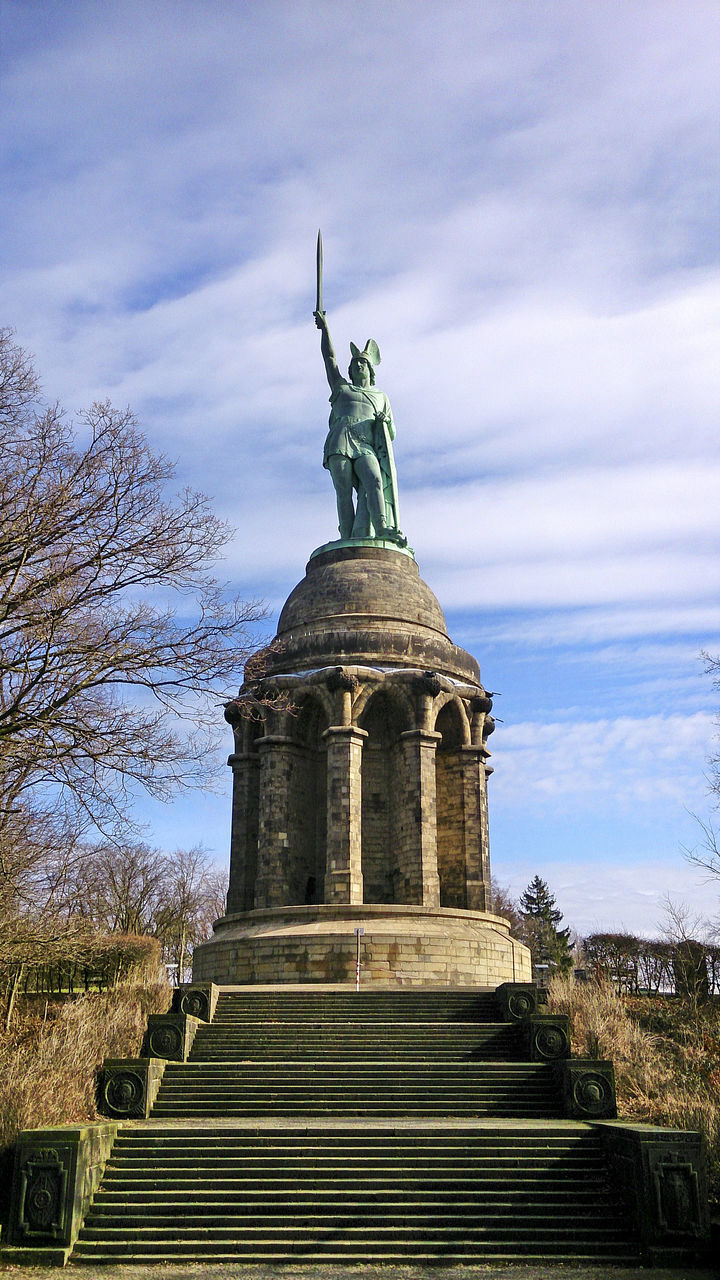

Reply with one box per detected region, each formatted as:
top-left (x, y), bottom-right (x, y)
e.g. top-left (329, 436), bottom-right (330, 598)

top-left (193, 914), bottom-right (531, 987)
top-left (436, 750), bottom-right (466, 908)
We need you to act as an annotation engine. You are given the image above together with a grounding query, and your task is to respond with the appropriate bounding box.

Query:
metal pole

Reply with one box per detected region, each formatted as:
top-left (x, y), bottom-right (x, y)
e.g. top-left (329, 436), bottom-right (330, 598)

top-left (355, 927), bottom-right (365, 992)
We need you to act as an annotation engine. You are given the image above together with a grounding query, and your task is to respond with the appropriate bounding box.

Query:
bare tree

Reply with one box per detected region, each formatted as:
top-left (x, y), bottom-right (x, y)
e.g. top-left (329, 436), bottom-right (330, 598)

top-left (659, 894), bottom-right (712, 1005)
top-left (0, 328), bottom-right (265, 844)
top-left (69, 840), bottom-right (168, 935)
top-left (153, 847), bottom-right (227, 981)
top-left (684, 814), bottom-right (720, 900)
top-left (490, 880), bottom-right (523, 933)
top-left (66, 840), bottom-right (226, 982)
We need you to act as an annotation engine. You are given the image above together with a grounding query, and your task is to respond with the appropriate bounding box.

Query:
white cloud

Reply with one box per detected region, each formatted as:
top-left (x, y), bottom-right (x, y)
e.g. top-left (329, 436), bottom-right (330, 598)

top-left (491, 711), bottom-right (714, 811)
top-left (498, 857), bottom-right (718, 940)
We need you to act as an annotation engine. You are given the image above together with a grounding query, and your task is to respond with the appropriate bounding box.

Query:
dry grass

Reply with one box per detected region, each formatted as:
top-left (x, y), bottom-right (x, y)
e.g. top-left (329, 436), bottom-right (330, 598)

top-left (0, 984), bottom-right (171, 1145)
top-left (0, 983), bottom-right (171, 1227)
top-left (548, 976), bottom-right (720, 1210)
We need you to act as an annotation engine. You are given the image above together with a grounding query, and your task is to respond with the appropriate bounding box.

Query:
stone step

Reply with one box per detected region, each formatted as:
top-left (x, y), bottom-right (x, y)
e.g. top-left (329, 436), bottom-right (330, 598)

top-left (94, 1180), bottom-right (612, 1196)
top-left (71, 987), bottom-right (638, 1267)
top-left (151, 1104), bottom-right (560, 1113)
top-left (211, 992), bottom-right (499, 1018)
top-left (80, 1210), bottom-right (628, 1230)
top-left (74, 1231), bottom-right (637, 1258)
top-left (108, 1146), bottom-right (603, 1163)
top-left (74, 1252), bottom-right (640, 1265)
top-left (163, 1061), bottom-right (543, 1076)
top-left (96, 1180), bottom-right (611, 1198)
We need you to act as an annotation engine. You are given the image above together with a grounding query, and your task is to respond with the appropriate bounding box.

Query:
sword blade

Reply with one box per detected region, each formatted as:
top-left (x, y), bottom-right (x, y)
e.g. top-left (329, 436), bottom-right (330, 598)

top-left (316, 229), bottom-right (323, 313)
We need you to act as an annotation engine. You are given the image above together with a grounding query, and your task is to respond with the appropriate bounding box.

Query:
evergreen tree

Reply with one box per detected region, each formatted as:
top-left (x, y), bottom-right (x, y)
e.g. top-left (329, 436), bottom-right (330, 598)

top-left (519, 875), bottom-right (573, 974)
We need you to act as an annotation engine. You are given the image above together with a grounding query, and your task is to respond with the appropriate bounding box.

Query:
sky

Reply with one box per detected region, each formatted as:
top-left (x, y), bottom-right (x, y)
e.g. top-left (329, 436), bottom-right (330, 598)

top-left (1, 0), bottom-right (719, 939)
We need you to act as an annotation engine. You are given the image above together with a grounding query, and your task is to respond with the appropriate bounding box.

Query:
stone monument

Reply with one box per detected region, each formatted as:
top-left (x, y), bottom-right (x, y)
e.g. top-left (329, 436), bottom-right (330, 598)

top-left (193, 237), bottom-right (530, 986)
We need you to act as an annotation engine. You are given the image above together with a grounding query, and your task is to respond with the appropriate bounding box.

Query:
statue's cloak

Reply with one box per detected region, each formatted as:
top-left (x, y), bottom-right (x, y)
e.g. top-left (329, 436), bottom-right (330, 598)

top-left (373, 410), bottom-right (400, 534)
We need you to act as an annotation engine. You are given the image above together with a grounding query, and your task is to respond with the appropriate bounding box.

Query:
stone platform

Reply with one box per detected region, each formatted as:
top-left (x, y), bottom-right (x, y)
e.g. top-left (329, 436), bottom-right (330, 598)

top-left (192, 903), bottom-right (530, 986)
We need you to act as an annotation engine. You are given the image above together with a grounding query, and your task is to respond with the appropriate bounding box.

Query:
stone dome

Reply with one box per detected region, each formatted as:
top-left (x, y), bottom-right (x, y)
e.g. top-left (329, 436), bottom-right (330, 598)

top-left (258, 544), bottom-right (481, 684)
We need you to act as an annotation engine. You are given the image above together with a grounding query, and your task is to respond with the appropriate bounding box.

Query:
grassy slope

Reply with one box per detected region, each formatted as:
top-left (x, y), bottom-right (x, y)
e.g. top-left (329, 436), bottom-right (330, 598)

top-left (548, 977), bottom-right (720, 1213)
top-left (0, 985), bottom-right (171, 1230)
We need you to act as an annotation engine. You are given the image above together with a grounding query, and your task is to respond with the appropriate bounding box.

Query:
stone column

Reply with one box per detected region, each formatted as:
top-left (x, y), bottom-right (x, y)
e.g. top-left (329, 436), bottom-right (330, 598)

top-left (253, 735), bottom-right (296, 908)
top-left (458, 745), bottom-right (491, 912)
top-left (323, 725), bottom-right (366, 904)
top-left (226, 751), bottom-right (261, 915)
top-left (398, 729), bottom-right (441, 907)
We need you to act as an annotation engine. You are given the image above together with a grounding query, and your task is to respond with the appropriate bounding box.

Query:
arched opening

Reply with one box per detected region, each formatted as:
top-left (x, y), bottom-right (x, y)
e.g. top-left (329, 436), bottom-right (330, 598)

top-left (287, 695), bottom-right (329, 905)
top-left (359, 690), bottom-right (409, 903)
top-left (435, 700), bottom-right (467, 908)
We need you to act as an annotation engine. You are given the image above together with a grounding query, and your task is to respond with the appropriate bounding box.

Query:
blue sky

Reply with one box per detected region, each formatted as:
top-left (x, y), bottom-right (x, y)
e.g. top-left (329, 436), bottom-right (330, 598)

top-left (2, 0), bottom-right (719, 937)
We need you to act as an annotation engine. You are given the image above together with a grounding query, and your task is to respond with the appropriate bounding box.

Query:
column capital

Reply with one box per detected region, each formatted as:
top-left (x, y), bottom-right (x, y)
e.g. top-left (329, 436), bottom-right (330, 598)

top-left (399, 729), bottom-right (442, 745)
top-left (323, 725), bottom-right (368, 744)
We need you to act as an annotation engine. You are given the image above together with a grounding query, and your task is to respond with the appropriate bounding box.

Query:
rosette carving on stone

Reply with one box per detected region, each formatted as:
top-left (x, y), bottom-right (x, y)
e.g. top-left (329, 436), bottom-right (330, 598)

top-left (147, 1023), bottom-right (183, 1060)
top-left (572, 1070), bottom-right (615, 1117)
top-left (178, 988), bottom-right (210, 1021)
top-left (102, 1068), bottom-right (146, 1117)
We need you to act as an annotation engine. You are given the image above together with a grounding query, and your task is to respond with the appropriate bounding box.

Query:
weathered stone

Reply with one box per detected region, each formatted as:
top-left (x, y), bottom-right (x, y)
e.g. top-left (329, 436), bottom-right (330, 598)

top-left (556, 1058), bottom-right (617, 1119)
top-left (7, 1122), bottom-right (118, 1263)
top-left (141, 1013), bottom-right (199, 1061)
top-left (255, 545), bottom-right (481, 682)
top-left (171, 982), bottom-right (219, 1022)
top-left (593, 1122), bottom-right (710, 1262)
top-left (496, 981), bottom-right (539, 1022)
top-left (197, 543), bottom-right (531, 986)
top-left (523, 1014), bottom-right (571, 1061)
top-left (96, 1057), bottom-right (166, 1119)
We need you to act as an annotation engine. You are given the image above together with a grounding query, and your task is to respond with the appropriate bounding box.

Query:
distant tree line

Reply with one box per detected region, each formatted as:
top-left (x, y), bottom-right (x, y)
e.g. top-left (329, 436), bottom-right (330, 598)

top-left (494, 876), bottom-right (720, 999)
top-left (583, 931), bottom-right (720, 999)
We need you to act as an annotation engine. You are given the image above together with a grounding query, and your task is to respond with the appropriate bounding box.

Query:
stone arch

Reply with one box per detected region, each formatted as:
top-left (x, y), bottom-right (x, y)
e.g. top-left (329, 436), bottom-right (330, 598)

top-left (285, 691), bottom-right (329, 905)
top-left (435, 699), bottom-right (468, 908)
top-left (358, 688), bottom-right (412, 904)
top-left (353, 679), bottom-right (415, 729)
top-left (242, 710), bottom-right (267, 754)
top-left (433, 692), bottom-right (471, 745)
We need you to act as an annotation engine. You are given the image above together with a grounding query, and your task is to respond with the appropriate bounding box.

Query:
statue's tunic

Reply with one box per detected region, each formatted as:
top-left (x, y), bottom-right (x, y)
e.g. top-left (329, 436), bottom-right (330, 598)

top-left (323, 379), bottom-right (401, 532)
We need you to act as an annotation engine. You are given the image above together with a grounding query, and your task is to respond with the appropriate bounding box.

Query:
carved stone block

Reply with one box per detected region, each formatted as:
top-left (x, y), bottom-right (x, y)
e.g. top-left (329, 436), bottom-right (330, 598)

top-left (524, 1013), bottom-right (571, 1061)
top-left (594, 1122), bottom-right (710, 1262)
top-left (8, 1122), bottom-right (118, 1258)
top-left (171, 982), bottom-right (219, 1022)
top-left (141, 1013), bottom-right (199, 1061)
top-left (557, 1059), bottom-right (616, 1119)
top-left (97, 1057), bottom-right (166, 1119)
top-left (495, 981), bottom-right (538, 1022)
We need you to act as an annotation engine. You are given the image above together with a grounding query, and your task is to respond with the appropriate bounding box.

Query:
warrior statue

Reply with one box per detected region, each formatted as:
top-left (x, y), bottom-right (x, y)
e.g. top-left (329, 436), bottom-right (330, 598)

top-left (314, 233), bottom-right (406, 545)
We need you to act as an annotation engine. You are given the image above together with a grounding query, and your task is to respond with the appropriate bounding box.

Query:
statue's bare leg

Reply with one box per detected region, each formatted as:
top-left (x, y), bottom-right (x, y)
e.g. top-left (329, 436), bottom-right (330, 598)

top-left (354, 453), bottom-right (389, 537)
top-left (327, 455), bottom-right (356, 540)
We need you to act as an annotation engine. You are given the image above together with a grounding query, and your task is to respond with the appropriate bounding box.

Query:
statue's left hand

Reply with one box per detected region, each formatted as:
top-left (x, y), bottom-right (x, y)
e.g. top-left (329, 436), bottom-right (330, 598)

top-left (314, 310), bottom-right (327, 330)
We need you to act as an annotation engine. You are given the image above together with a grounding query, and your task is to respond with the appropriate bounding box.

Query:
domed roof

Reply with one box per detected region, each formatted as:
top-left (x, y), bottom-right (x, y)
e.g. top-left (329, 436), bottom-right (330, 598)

top-left (258, 545), bottom-right (480, 684)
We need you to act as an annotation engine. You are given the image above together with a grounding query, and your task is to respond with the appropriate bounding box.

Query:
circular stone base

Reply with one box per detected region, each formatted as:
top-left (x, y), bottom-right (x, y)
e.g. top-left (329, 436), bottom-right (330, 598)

top-left (192, 904), bottom-right (531, 988)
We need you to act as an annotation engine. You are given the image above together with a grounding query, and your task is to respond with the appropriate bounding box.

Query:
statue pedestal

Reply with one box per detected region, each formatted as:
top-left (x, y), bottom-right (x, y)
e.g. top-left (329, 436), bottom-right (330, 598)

top-left (193, 904), bottom-right (530, 988)
top-left (208, 544), bottom-right (526, 991)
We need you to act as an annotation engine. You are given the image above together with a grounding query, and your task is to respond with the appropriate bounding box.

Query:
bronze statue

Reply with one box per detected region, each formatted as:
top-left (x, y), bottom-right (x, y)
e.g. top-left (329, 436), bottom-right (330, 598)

top-left (314, 232), bottom-right (406, 546)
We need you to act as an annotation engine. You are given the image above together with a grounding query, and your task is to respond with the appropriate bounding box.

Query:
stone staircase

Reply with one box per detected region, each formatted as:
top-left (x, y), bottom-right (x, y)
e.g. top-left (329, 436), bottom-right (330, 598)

top-left (72, 987), bottom-right (641, 1265)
